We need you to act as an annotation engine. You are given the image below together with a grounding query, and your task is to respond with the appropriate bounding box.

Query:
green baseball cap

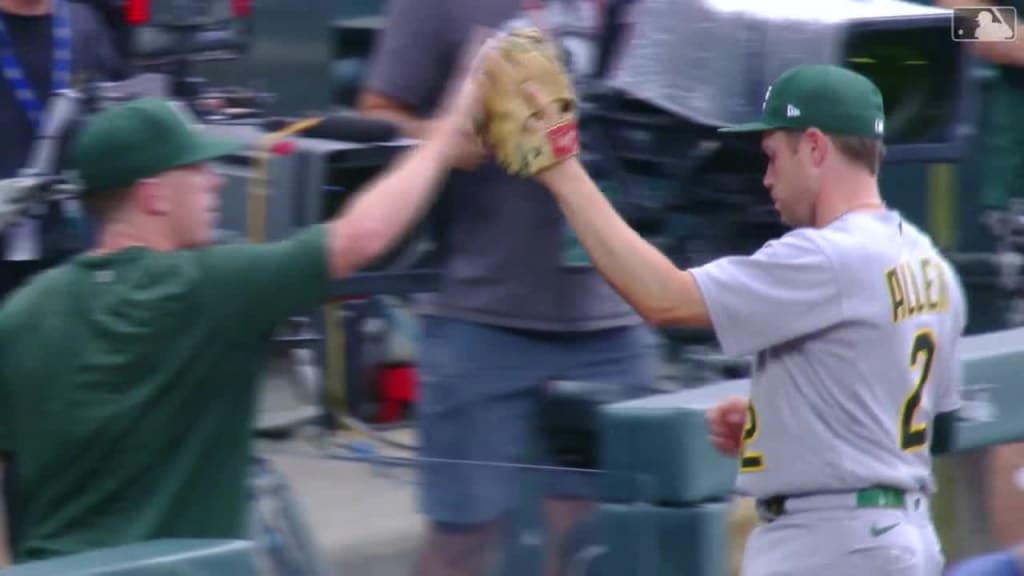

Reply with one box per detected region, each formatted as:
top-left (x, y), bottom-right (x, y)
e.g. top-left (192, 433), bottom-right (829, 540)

top-left (719, 64), bottom-right (886, 139)
top-left (71, 98), bottom-right (247, 194)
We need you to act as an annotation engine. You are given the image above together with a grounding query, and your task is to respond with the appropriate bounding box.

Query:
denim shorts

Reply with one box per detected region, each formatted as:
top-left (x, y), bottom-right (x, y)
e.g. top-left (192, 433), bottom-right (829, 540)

top-left (415, 315), bottom-right (662, 526)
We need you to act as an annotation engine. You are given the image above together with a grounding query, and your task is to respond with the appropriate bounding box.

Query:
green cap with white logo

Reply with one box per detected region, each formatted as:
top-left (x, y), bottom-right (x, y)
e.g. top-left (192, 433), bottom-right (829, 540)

top-left (719, 64), bottom-right (886, 139)
top-left (71, 98), bottom-right (246, 194)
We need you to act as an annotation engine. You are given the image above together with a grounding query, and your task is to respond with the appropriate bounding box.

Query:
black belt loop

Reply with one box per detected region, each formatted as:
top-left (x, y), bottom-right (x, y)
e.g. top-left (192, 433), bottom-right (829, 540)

top-left (755, 496), bottom-right (786, 522)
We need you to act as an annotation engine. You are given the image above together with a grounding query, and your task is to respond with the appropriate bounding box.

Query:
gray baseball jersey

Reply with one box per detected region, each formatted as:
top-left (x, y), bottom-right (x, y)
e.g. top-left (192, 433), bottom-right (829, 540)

top-left (691, 210), bottom-right (965, 499)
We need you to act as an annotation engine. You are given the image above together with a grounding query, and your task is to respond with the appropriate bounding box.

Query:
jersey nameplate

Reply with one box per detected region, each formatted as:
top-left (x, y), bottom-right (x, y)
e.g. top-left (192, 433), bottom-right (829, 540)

top-left (885, 257), bottom-right (950, 323)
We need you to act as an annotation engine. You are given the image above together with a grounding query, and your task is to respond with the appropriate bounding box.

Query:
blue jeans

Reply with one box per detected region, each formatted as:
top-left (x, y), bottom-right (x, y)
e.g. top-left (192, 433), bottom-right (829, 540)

top-left (415, 315), bottom-right (662, 526)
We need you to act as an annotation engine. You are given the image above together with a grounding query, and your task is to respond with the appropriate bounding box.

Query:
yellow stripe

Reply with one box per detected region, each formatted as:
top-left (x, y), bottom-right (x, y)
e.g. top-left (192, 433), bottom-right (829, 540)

top-left (323, 302), bottom-right (347, 428)
top-left (927, 163), bottom-right (957, 249)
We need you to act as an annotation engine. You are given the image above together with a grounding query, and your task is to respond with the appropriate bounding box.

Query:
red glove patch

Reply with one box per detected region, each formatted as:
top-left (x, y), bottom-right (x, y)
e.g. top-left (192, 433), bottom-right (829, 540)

top-left (546, 121), bottom-right (579, 160)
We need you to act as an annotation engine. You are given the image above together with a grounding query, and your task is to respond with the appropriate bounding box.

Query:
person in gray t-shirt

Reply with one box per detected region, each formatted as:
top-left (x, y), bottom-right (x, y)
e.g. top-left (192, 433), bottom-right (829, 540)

top-left (524, 64), bottom-right (965, 575)
top-left (358, 1), bottom-right (660, 575)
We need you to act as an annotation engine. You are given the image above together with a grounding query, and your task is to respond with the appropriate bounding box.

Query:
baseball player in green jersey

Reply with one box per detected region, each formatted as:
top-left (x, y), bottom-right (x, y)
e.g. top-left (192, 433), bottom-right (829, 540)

top-left (522, 64), bottom-right (966, 575)
top-left (0, 35), bottom-right (489, 562)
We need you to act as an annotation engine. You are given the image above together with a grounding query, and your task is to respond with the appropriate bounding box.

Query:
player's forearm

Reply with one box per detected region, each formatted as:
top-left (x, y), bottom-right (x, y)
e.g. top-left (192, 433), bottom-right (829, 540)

top-left (327, 121), bottom-right (457, 278)
top-left (537, 160), bottom-right (710, 326)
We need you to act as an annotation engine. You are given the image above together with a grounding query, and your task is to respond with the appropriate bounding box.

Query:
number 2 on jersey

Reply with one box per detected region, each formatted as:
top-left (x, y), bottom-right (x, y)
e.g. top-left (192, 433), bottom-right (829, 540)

top-left (900, 329), bottom-right (936, 452)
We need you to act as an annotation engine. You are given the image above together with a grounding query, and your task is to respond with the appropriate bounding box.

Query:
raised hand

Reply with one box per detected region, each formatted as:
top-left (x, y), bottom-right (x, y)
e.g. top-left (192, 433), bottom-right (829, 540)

top-left (432, 26), bottom-right (495, 168)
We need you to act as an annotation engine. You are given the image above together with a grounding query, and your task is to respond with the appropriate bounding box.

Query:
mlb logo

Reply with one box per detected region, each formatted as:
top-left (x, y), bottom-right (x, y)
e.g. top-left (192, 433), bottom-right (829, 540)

top-left (951, 6), bottom-right (1017, 42)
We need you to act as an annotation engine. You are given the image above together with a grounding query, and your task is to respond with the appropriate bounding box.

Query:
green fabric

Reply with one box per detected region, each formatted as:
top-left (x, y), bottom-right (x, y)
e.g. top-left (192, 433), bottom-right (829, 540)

top-left (980, 0), bottom-right (1024, 208)
top-left (855, 486), bottom-right (906, 509)
top-left (719, 64), bottom-right (886, 139)
top-left (70, 98), bottom-right (247, 194)
top-left (0, 225), bottom-right (330, 563)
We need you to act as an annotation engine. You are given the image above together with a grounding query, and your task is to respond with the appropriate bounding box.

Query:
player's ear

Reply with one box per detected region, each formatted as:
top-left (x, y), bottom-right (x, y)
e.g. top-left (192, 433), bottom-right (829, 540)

top-left (135, 177), bottom-right (169, 216)
top-left (805, 128), bottom-right (828, 167)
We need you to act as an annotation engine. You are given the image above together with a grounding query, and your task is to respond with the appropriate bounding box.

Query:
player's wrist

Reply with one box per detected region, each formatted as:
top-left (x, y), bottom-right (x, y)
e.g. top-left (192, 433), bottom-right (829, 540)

top-left (535, 157), bottom-right (583, 193)
top-left (426, 116), bottom-right (458, 141)
top-left (425, 117), bottom-right (469, 162)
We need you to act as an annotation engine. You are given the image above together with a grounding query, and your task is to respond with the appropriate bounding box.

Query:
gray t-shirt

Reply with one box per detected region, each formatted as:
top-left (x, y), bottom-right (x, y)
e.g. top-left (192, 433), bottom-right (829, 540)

top-left (691, 211), bottom-right (965, 499)
top-left (363, 0), bottom-right (641, 331)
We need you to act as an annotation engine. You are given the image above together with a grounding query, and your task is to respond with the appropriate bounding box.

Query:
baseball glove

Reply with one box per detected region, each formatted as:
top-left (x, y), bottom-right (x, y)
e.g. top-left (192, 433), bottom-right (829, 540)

top-left (480, 27), bottom-right (580, 177)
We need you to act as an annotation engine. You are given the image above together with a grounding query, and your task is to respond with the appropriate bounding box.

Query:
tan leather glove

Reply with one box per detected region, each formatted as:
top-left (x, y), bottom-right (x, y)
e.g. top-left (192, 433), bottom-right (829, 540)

top-left (480, 27), bottom-right (580, 177)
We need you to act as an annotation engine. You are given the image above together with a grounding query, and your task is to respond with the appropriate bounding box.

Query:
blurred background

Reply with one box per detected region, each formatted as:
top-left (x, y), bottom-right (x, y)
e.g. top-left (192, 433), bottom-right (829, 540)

top-left (3, 0), bottom-right (1024, 574)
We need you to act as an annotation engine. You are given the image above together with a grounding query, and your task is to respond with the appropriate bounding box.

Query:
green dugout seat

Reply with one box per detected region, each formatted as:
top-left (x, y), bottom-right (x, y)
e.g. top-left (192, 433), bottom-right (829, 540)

top-left (599, 379), bottom-right (748, 505)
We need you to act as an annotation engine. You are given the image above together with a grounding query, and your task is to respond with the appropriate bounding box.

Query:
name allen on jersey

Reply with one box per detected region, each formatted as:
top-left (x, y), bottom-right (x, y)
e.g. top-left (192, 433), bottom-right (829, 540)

top-left (885, 256), bottom-right (951, 323)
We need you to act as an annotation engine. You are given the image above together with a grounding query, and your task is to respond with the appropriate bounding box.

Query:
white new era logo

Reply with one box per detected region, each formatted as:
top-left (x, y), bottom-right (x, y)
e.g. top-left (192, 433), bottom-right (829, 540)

top-left (786, 105), bottom-right (801, 118)
top-left (875, 118), bottom-right (885, 134)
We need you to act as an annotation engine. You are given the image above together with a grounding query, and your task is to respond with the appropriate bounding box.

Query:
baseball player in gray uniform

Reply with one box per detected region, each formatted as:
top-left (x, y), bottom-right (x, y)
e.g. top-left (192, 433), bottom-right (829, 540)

top-left (526, 64), bottom-right (966, 575)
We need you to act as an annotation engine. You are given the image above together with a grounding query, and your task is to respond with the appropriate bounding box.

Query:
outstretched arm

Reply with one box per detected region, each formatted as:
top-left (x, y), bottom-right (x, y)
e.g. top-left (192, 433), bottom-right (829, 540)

top-left (325, 119), bottom-right (462, 279)
top-left (534, 157), bottom-right (842, 357)
top-left (327, 32), bottom-right (488, 279)
top-left (536, 159), bottom-right (710, 327)
top-left (480, 27), bottom-right (840, 351)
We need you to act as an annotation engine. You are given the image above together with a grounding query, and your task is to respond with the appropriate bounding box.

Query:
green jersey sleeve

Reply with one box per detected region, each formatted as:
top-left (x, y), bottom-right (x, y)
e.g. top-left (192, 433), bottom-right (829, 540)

top-left (197, 225), bottom-right (332, 336)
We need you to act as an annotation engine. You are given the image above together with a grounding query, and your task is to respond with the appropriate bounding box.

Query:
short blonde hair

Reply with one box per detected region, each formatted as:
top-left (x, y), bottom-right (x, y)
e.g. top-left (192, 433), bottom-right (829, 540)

top-left (784, 130), bottom-right (886, 175)
top-left (831, 134), bottom-right (886, 176)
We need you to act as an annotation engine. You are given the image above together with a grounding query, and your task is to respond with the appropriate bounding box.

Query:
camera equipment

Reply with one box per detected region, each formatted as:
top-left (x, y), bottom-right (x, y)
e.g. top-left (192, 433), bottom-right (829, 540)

top-left (0, 0), bottom-right (259, 235)
top-left (607, 0), bottom-right (974, 162)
